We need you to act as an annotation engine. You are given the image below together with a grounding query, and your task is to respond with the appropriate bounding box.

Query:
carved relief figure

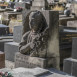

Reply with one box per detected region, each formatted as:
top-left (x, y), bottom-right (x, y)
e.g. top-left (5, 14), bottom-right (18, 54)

top-left (19, 10), bottom-right (48, 57)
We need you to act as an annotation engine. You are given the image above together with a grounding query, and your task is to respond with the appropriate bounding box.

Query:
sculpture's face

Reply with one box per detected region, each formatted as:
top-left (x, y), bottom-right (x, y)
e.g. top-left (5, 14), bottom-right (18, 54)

top-left (29, 11), bottom-right (43, 32)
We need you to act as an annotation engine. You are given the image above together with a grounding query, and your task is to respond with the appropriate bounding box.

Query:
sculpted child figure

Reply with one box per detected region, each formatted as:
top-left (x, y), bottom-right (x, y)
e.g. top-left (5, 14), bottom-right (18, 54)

top-left (19, 11), bottom-right (48, 57)
top-left (19, 10), bottom-right (60, 69)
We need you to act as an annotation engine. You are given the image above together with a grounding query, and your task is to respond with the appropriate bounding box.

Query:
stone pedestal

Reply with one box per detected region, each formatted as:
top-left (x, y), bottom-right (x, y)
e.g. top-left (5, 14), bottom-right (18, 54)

top-left (0, 51), bottom-right (5, 68)
top-left (72, 37), bottom-right (77, 59)
top-left (4, 25), bottom-right (22, 62)
top-left (0, 36), bottom-right (13, 51)
top-left (63, 58), bottom-right (77, 76)
top-left (15, 52), bottom-right (47, 68)
top-left (0, 67), bottom-right (74, 77)
top-left (22, 10), bottom-right (59, 69)
top-left (5, 42), bottom-right (19, 62)
top-left (63, 37), bottom-right (77, 77)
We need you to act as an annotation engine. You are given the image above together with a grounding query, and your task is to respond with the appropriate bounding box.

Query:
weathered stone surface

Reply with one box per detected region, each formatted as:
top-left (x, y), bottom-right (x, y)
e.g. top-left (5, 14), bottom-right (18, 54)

top-left (0, 36), bottom-right (13, 51)
top-left (0, 67), bottom-right (74, 77)
top-left (67, 20), bottom-right (77, 27)
top-left (72, 37), bottom-right (77, 59)
top-left (63, 58), bottom-right (72, 74)
top-left (5, 42), bottom-right (19, 62)
top-left (63, 58), bottom-right (77, 77)
top-left (21, 10), bottom-right (59, 69)
top-left (13, 26), bottom-right (23, 43)
top-left (15, 52), bottom-right (47, 68)
top-left (0, 51), bottom-right (5, 68)
top-left (72, 59), bottom-right (77, 77)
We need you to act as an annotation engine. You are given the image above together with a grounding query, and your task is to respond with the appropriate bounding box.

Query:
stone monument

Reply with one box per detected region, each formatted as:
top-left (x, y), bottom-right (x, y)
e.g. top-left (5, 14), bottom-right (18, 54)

top-left (63, 37), bottom-right (77, 77)
top-left (15, 10), bottom-right (60, 69)
top-left (31, 0), bottom-right (48, 10)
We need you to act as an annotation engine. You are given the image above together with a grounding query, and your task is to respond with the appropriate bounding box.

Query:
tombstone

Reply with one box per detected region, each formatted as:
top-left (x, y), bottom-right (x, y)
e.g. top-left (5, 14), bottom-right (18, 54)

top-left (13, 26), bottom-right (23, 43)
top-left (15, 10), bottom-right (60, 69)
top-left (15, 52), bottom-right (47, 68)
top-left (5, 42), bottom-right (19, 62)
top-left (5, 26), bottom-right (22, 61)
top-left (31, 0), bottom-right (48, 10)
top-left (67, 20), bottom-right (77, 28)
top-left (72, 37), bottom-right (77, 59)
top-left (63, 37), bottom-right (77, 77)
top-left (0, 36), bottom-right (13, 51)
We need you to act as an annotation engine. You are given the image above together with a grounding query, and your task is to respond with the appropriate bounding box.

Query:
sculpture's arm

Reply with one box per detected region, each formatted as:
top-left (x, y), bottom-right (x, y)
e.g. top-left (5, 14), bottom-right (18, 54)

top-left (19, 31), bottom-right (30, 50)
top-left (19, 43), bottom-right (32, 54)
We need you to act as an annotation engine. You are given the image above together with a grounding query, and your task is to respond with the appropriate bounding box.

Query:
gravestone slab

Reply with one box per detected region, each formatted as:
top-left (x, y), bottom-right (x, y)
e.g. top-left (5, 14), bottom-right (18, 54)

top-left (63, 58), bottom-right (77, 77)
top-left (22, 10), bottom-right (59, 69)
top-left (15, 52), bottom-right (47, 68)
top-left (63, 58), bottom-right (72, 74)
top-left (5, 42), bottom-right (19, 62)
top-left (0, 36), bottom-right (13, 51)
top-left (72, 37), bottom-right (77, 59)
top-left (13, 26), bottom-right (23, 43)
top-left (67, 20), bottom-right (77, 27)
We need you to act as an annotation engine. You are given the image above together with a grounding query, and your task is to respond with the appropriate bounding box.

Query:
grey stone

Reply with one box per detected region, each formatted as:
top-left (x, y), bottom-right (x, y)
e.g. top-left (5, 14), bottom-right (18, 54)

top-left (15, 52), bottom-right (47, 68)
top-left (63, 58), bottom-right (77, 77)
top-left (63, 58), bottom-right (72, 74)
top-left (0, 36), bottom-right (13, 51)
top-left (21, 10), bottom-right (59, 69)
top-left (72, 37), bottom-right (77, 59)
top-left (13, 26), bottom-right (23, 43)
top-left (67, 20), bottom-right (77, 27)
top-left (72, 59), bottom-right (77, 77)
top-left (31, 0), bottom-right (45, 10)
top-left (0, 67), bottom-right (74, 77)
top-left (5, 42), bottom-right (19, 62)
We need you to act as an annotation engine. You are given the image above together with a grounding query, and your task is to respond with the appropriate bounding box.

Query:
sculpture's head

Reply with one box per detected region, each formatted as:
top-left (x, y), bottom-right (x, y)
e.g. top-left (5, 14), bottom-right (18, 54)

top-left (29, 11), bottom-right (47, 33)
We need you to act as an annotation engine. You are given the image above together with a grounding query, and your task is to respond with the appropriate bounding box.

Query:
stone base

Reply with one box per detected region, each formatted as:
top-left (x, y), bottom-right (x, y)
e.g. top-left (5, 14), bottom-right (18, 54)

top-left (63, 58), bottom-right (77, 77)
top-left (15, 52), bottom-right (47, 68)
top-left (5, 42), bottom-right (19, 62)
top-left (0, 51), bottom-right (5, 68)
